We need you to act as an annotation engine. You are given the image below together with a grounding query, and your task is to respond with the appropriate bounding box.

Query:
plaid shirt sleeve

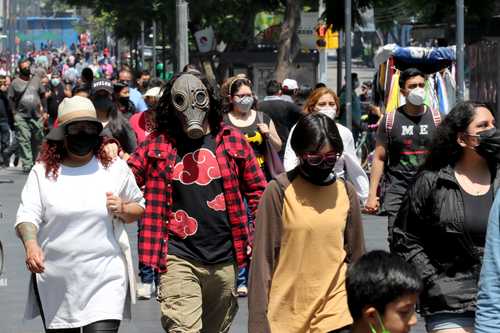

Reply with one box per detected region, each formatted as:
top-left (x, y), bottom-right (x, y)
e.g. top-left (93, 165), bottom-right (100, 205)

top-left (222, 126), bottom-right (267, 221)
top-left (127, 139), bottom-right (148, 187)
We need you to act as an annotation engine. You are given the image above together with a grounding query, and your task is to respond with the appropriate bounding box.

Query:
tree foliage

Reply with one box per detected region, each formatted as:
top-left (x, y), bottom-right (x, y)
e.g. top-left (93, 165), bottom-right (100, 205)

top-left (324, 0), bottom-right (497, 37)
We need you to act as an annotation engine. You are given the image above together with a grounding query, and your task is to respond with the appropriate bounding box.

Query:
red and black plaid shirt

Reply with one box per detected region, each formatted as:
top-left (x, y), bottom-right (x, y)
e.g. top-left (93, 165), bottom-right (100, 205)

top-left (128, 124), bottom-right (267, 272)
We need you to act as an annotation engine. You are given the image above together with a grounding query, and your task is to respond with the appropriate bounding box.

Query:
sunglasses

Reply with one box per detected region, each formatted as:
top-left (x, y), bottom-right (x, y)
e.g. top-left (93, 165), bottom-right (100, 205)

top-left (66, 122), bottom-right (101, 136)
top-left (301, 151), bottom-right (340, 166)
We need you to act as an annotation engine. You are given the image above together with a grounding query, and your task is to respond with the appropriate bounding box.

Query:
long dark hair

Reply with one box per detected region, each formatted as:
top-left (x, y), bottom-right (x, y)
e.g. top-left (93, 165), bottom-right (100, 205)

top-left (421, 101), bottom-right (494, 171)
top-left (156, 72), bottom-right (222, 139)
top-left (105, 102), bottom-right (131, 136)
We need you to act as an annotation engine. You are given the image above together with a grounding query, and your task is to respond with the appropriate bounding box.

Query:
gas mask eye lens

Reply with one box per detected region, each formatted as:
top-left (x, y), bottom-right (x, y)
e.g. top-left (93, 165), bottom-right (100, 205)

top-left (173, 93), bottom-right (187, 110)
top-left (195, 90), bottom-right (209, 108)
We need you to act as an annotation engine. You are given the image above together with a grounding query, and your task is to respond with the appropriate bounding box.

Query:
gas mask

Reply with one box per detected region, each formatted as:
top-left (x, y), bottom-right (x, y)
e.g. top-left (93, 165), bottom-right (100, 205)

top-left (171, 74), bottom-right (210, 139)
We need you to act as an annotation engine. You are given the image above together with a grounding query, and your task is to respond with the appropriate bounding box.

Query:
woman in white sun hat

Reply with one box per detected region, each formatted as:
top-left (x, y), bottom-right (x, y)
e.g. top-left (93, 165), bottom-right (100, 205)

top-left (15, 95), bottom-right (145, 333)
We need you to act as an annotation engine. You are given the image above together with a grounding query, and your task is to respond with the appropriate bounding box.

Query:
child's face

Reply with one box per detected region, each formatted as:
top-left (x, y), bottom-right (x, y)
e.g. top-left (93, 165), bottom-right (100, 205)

top-left (380, 293), bottom-right (418, 333)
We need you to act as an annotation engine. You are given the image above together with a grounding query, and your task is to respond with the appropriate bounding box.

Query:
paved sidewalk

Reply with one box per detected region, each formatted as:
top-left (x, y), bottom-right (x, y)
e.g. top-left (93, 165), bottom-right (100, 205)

top-left (0, 167), bottom-right (426, 333)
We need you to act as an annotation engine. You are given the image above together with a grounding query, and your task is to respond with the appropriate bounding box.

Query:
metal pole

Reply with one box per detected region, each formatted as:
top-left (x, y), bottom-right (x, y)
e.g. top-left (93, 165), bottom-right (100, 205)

top-left (140, 21), bottom-right (145, 70)
top-left (496, 44), bottom-right (500, 121)
top-left (176, 0), bottom-right (189, 72)
top-left (345, 0), bottom-right (352, 130)
top-left (337, 31), bottom-right (343, 95)
top-left (318, 0), bottom-right (327, 84)
top-left (152, 20), bottom-right (157, 78)
top-left (456, 0), bottom-right (464, 102)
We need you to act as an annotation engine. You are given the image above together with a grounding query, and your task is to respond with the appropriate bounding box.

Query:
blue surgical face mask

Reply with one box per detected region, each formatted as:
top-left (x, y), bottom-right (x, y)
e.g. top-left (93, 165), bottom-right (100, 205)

top-left (51, 78), bottom-right (60, 86)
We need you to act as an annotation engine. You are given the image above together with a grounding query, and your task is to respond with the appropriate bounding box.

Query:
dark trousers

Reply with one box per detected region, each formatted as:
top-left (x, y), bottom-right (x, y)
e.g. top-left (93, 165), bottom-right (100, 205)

top-left (45, 321), bottom-right (120, 333)
top-left (0, 122), bottom-right (10, 165)
top-left (383, 191), bottom-right (405, 246)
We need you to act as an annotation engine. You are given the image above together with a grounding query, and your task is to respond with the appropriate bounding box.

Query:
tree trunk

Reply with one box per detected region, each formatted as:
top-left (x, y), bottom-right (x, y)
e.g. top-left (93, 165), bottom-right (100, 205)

top-left (274, 0), bottom-right (302, 82)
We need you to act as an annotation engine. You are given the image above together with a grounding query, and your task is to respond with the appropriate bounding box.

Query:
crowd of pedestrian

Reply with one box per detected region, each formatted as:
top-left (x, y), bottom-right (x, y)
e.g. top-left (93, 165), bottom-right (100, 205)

top-left (5, 43), bottom-right (500, 333)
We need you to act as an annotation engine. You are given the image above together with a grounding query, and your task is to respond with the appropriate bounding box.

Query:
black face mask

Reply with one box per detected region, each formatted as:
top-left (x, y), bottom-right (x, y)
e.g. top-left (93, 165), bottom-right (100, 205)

top-left (93, 96), bottom-right (113, 112)
top-left (142, 80), bottom-right (149, 88)
top-left (66, 133), bottom-right (100, 156)
top-left (20, 67), bottom-right (30, 76)
top-left (119, 96), bottom-right (130, 106)
top-left (299, 162), bottom-right (336, 185)
top-left (475, 128), bottom-right (500, 163)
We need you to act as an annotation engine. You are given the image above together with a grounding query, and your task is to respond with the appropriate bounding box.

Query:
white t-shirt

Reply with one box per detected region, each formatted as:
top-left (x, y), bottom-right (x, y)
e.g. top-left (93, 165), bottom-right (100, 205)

top-left (16, 157), bottom-right (144, 329)
top-left (283, 123), bottom-right (369, 202)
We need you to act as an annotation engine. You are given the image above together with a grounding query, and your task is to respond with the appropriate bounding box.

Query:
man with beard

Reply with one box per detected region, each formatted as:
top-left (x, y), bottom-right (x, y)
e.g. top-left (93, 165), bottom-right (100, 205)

top-left (127, 71), bottom-right (266, 332)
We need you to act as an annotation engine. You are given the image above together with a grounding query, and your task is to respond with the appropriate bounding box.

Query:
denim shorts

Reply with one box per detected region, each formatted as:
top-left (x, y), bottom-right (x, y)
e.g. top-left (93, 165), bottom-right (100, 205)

top-left (425, 312), bottom-right (475, 331)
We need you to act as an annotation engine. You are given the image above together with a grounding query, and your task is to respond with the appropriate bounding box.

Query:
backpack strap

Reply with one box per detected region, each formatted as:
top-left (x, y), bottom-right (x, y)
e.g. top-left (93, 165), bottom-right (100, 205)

top-left (385, 110), bottom-right (396, 143)
top-left (430, 107), bottom-right (442, 127)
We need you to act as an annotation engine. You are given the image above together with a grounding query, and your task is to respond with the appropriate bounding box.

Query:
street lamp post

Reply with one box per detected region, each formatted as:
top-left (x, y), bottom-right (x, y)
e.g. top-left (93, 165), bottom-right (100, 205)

top-left (176, 0), bottom-right (189, 72)
top-left (345, 0), bottom-right (352, 130)
top-left (152, 20), bottom-right (157, 78)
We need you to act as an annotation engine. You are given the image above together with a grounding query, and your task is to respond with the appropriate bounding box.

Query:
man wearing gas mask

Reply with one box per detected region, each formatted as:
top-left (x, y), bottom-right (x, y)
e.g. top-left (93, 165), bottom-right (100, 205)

top-left (364, 68), bottom-right (442, 243)
top-left (127, 72), bottom-right (266, 332)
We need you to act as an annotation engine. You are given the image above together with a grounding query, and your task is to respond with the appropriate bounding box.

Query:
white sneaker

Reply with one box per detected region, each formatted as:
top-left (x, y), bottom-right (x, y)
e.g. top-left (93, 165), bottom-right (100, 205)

top-left (237, 285), bottom-right (248, 297)
top-left (137, 282), bottom-right (153, 300)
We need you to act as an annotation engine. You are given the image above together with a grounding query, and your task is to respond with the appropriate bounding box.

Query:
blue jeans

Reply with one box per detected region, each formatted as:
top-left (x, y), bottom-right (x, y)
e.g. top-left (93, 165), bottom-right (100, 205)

top-left (237, 266), bottom-right (248, 288)
top-left (139, 263), bottom-right (159, 285)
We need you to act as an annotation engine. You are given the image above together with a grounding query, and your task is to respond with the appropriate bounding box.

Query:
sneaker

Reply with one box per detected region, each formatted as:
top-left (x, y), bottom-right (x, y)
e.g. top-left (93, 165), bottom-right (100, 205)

top-left (137, 282), bottom-right (154, 300)
top-left (237, 285), bottom-right (248, 297)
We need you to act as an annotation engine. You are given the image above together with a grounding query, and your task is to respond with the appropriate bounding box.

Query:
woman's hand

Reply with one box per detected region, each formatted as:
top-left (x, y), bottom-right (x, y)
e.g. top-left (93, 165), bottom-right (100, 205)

top-left (25, 240), bottom-right (45, 273)
top-left (104, 143), bottom-right (120, 160)
top-left (106, 192), bottom-right (124, 215)
top-left (256, 123), bottom-right (270, 136)
top-left (363, 195), bottom-right (380, 214)
top-left (106, 192), bottom-right (144, 223)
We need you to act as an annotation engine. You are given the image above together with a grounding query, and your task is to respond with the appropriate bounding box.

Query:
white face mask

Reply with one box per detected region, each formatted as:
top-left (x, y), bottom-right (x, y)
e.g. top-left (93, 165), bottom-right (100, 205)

top-left (234, 96), bottom-right (253, 113)
top-left (316, 106), bottom-right (337, 120)
top-left (407, 87), bottom-right (425, 106)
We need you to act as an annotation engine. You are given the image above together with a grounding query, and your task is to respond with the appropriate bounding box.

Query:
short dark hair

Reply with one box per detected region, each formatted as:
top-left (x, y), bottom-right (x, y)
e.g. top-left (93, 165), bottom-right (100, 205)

top-left (119, 67), bottom-right (134, 80)
top-left (399, 68), bottom-right (425, 89)
top-left (314, 82), bottom-right (327, 89)
top-left (81, 67), bottom-right (94, 83)
top-left (266, 80), bottom-right (281, 96)
top-left (291, 113), bottom-right (343, 156)
top-left (346, 250), bottom-right (423, 320)
top-left (72, 82), bottom-right (91, 96)
top-left (18, 58), bottom-right (30, 68)
top-left (139, 70), bottom-right (150, 77)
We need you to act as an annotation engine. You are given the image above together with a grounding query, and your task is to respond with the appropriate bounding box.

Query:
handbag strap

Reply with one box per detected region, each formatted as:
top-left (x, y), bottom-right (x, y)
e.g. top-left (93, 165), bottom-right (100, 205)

top-left (14, 78), bottom-right (32, 109)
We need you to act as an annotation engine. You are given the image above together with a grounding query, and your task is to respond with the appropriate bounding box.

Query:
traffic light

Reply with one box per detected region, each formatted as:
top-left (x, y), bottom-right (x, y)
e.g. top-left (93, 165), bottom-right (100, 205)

top-left (316, 24), bottom-right (327, 48)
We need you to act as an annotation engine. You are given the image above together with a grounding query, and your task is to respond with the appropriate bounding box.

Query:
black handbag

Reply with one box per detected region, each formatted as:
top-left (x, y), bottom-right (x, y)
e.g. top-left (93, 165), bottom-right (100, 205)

top-left (256, 111), bottom-right (285, 180)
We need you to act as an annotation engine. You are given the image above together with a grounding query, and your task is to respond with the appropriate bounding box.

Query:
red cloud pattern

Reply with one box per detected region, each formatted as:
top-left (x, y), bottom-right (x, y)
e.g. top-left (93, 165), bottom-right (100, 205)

top-left (169, 210), bottom-right (198, 239)
top-left (207, 193), bottom-right (226, 212)
top-left (172, 148), bottom-right (221, 186)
